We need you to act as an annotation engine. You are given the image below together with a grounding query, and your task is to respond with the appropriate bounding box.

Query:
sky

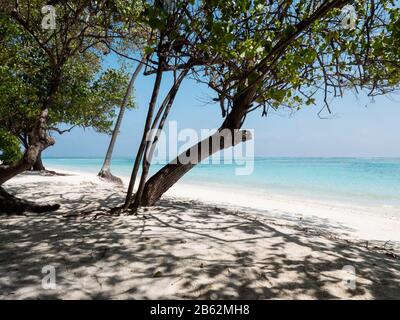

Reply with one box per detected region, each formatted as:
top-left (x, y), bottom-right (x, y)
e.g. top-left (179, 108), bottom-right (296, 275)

top-left (43, 55), bottom-right (400, 159)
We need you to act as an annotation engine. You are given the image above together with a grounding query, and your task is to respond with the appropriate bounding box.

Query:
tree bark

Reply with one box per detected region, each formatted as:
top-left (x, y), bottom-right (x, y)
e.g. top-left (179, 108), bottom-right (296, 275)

top-left (0, 157), bottom-right (32, 185)
top-left (98, 56), bottom-right (146, 184)
top-left (0, 107), bottom-right (54, 185)
top-left (140, 129), bottom-right (252, 206)
top-left (131, 68), bottom-right (189, 210)
top-left (31, 152), bottom-right (46, 171)
top-left (139, 86), bottom-right (257, 207)
top-left (123, 56), bottom-right (165, 209)
top-left (0, 108), bottom-right (59, 214)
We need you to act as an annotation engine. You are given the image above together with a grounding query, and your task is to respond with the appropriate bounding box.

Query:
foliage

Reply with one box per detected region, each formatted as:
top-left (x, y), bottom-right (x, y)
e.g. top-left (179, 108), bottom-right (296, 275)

top-left (0, 12), bottom-right (135, 149)
top-left (140, 0), bottom-right (400, 117)
top-left (0, 131), bottom-right (22, 165)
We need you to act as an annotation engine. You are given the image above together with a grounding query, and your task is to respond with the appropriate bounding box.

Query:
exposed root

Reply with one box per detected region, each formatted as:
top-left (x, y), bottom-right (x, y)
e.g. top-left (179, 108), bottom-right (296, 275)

top-left (109, 205), bottom-right (134, 216)
top-left (98, 170), bottom-right (123, 185)
top-left (0, 187), bottom-right (60, 215)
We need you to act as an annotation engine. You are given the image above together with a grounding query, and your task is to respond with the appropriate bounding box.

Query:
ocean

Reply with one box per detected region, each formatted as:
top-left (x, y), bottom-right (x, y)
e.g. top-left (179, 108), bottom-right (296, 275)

top-left (43, 157), bottom-right (400, 207)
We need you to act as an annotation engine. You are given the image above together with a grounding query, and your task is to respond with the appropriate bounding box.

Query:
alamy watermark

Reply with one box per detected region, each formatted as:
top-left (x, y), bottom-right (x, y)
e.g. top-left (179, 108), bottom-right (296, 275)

top-left (42, 265), bottom-right (56, 290)
top-left (341, 265), bottom-right (356, 290)
top-left (41, 5), bottom-right (56, 30)
top-left (145, 121), bottom-right (255, 176)
top-left (341, 4), bottom-right (357, 30)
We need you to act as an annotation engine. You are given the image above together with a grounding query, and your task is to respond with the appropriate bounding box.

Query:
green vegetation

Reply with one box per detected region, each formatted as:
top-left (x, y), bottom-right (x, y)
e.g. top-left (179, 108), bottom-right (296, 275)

top-left (0, 131), bottom-right (22, 165)
top-left (0, 13), bottom-right (134, 169)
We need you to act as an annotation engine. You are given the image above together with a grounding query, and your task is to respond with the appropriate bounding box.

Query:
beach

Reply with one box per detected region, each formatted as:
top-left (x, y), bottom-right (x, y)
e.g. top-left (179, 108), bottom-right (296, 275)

top-left (0, 169), bottom-right (399, 299)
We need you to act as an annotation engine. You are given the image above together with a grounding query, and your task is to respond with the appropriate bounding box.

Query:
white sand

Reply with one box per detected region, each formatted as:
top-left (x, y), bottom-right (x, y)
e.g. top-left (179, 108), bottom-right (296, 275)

top-left (167, 182), bottom-right (400, 243)
top-left (0, 170), bottom-right (399, 299)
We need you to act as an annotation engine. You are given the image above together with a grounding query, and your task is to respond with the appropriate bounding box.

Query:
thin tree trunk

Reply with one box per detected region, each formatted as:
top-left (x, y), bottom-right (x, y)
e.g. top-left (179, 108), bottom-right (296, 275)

top-left (123, 56), bottom-right (165, 209)
top-left (99, 56), bottom-right (146, 184)
top-left (131, 68), bottom-right (189, 210)
top-left (139, 86), bottom-right (257, 207)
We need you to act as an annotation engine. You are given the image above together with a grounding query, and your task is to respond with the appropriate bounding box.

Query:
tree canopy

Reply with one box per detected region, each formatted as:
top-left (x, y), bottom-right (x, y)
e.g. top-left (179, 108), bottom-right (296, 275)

top-left (0, 0), bottom-right (146, 188)
top-left (0, 6), bottom-right (136, 145)
top-left (140, 0), bottom-right (400, 117)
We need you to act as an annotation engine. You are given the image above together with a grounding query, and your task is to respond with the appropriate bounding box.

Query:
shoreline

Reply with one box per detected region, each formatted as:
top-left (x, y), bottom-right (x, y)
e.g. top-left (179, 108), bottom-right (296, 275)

top-left (42, 157), bottom-right (400, 209)
top-left (50, 167), bottom-right (400, 243)
top-left (5, 167), bottom-right (400, 243)
top-left (1, 170), bottom-right (399, 299)
top-left (166, 182), bottom-right (400, 242)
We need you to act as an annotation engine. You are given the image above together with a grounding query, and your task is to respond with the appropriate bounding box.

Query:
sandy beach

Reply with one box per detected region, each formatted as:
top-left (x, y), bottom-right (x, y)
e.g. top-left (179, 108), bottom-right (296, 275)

top-left (0, 170), bottom-right (399, 299)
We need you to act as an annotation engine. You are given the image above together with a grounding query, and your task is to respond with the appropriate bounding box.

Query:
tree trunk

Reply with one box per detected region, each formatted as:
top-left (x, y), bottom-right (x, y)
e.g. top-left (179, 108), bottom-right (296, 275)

top-left (140, 86), bottom-right (257, 207)
top-left (0, 145), bottom-right (60, 214)
top-left (0, 69), bottom-right (62, 213)
top-left (0, 108), bottom-right (59, 214)
top-left (31, 152), bottom-right (46, 171)
top-left (140, 129), bottom-right (252, 206)
top-left (30, 151), bottom-right (65, 176)
top-left (132, 0), bottom-right (353, 208)
top-left (131, 68), bottom-right (189, 210)
top-left (139, 86), bottom-right (257, 207)
top-left (99, 56), bottom-right (146, 185)
top-left (0, 187), bottom-right (60, 214)
top-left (0, 157), bottom-right (32, 185)
top-left (123, 56), bottom-right (165, 209)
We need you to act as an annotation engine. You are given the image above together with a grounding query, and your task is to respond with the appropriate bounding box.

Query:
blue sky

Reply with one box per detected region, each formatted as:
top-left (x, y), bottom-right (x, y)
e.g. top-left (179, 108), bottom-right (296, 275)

top-left (44, 56), bottom-right (400, 159)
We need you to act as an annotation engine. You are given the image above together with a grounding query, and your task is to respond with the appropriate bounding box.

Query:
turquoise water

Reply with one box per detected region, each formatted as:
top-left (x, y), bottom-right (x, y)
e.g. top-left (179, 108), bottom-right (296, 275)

top-left (43, 157), bottom-right (400, 206)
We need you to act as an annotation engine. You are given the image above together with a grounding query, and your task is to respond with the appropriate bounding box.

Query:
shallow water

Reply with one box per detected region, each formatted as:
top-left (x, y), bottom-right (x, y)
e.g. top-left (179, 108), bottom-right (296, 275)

top-left (43, 157), bottom-right (400, 207)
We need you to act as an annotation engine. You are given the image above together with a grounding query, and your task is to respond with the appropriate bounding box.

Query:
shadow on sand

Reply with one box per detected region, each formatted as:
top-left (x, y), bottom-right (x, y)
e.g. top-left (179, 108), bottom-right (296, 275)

top-left (0, 180), bottom-right (399, 299)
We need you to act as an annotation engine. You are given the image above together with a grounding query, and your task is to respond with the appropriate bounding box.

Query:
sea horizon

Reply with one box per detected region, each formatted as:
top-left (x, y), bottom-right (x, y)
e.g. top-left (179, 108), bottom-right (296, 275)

top-left (43, 156), bottom-right (400, 209)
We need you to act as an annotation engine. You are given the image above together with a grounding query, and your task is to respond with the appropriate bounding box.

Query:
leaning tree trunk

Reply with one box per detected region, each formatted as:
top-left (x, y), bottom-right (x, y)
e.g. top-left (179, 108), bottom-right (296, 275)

top-left (140, 129), bottom-right (252, 206)
top-left (139, 87), bottom-right (257, 207)
top-left (0, 187), bottom-right (60, 215)
top-left (0, 108), bottom-right (60, 214)
top-left (0, 156), bottom-right (32, 186)
top-left (99, 56), bottom-right (146, 185)
top-left (136, 0), bottom-right (352, 208)
top-left (0, 108), bottom-right (52, 185)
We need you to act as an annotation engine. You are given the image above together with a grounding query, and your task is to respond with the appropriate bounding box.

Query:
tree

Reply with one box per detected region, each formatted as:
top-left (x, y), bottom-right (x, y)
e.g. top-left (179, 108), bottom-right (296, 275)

top-left (0, 18), bottom-right (135, 169)
top-left (97, 1), bottom-right (152, 185)
top-left (98, 55), bottom-right (146, 184)
top-left (0, 0), bottom-right (142, 213)
top-left (121, 0), bottom-right (200, 210)
top-left (126, 0), bottom-right (400, 209)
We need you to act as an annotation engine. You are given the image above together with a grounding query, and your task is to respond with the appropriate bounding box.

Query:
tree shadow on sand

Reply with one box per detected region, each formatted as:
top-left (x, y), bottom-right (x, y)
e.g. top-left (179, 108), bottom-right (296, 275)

top-left (0, 180), bottom-right (399, 299)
